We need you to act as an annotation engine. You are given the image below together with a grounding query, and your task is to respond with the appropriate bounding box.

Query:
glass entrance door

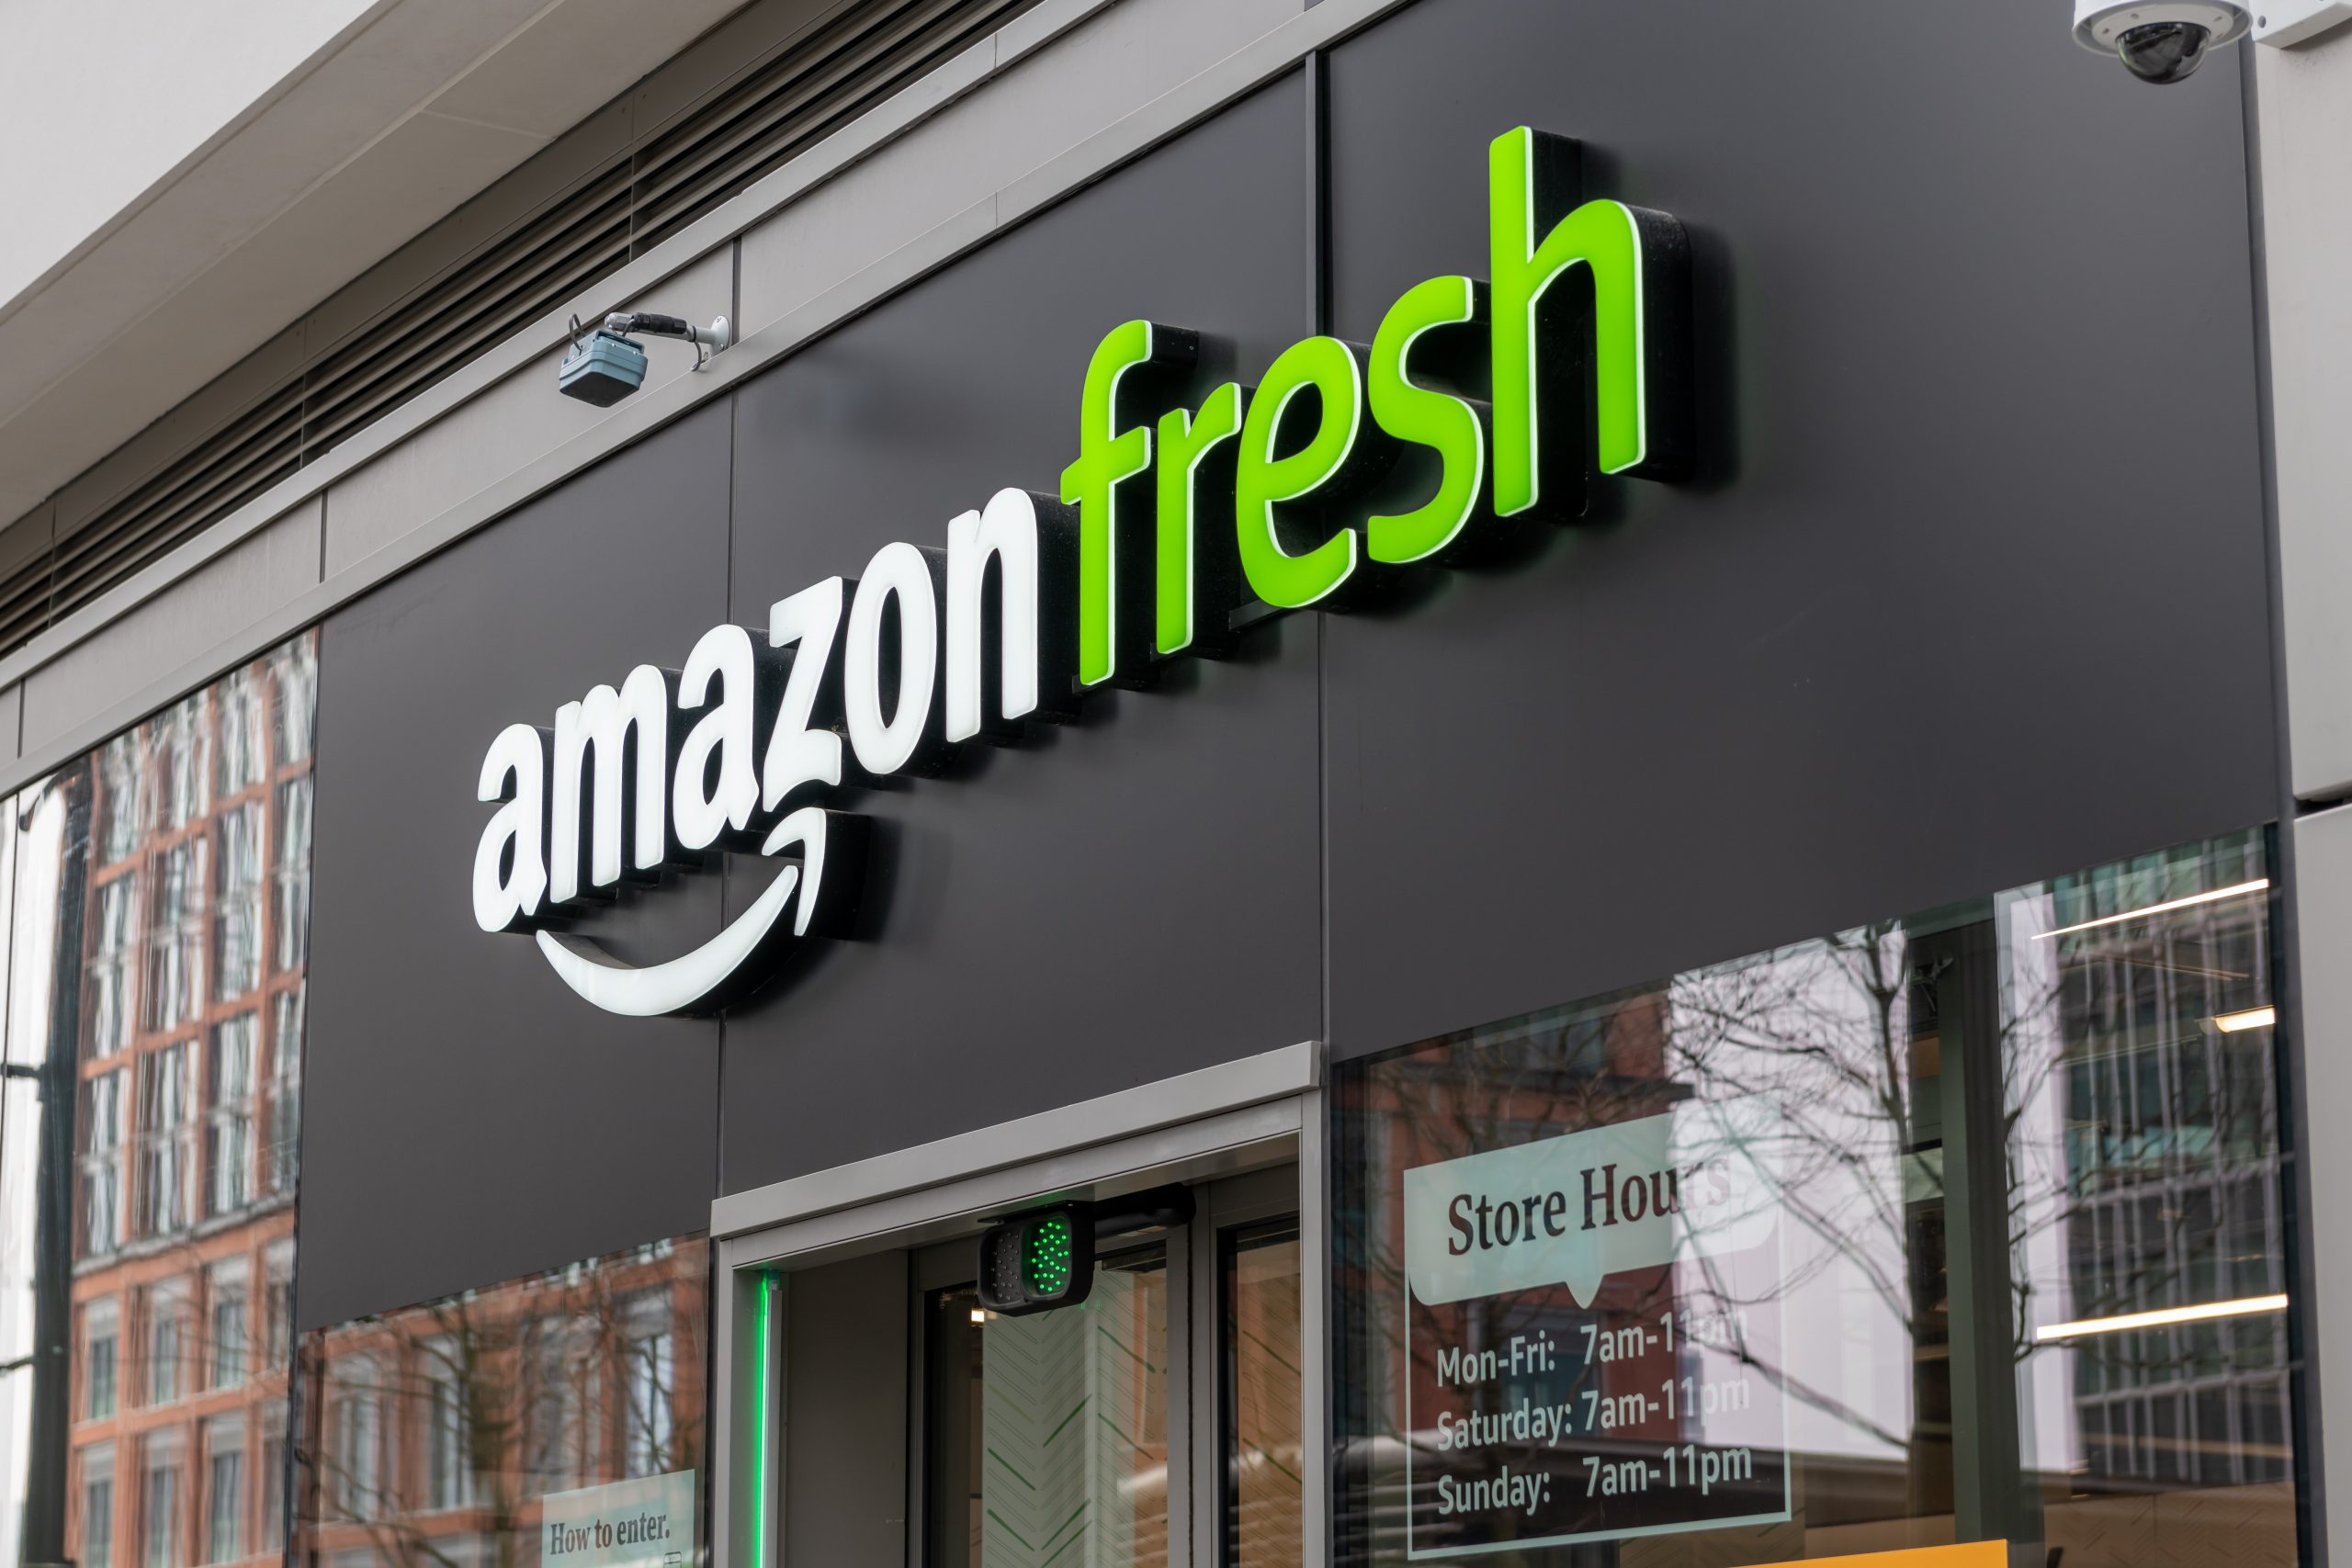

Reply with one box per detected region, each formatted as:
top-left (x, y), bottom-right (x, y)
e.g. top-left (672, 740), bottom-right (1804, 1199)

top-left (919, 1168), bottom-right (1303, 1568)
top-left (928, 1247), bottom-right (1173, 1568)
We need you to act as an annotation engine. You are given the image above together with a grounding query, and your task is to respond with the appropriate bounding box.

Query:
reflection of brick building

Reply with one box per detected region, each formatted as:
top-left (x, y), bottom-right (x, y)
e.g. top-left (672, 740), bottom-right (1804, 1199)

top-left (295, 1239), bottom-right (708, 1568)
top-left (65, 635), bottom-right (316, 1568)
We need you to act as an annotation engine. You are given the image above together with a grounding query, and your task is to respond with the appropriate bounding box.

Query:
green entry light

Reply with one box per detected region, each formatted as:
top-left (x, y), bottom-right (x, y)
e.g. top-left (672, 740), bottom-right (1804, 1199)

top-left (1025, 1212), bottom-right (1075, 1295)
top-left (973, 1185), bottom-right (1194, 1317)
top-left (978, 1203), bottom-right (1094, 1315)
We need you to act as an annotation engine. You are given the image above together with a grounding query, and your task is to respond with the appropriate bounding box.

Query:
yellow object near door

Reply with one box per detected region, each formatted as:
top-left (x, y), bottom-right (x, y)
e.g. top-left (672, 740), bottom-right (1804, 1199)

top-left (1758, 1546), bottom-right (2008, 1568)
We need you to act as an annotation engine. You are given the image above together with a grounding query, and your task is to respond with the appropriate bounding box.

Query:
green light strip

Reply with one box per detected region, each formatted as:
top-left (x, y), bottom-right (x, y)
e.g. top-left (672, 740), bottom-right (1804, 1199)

top-left (752, 1271), bottom-right (775, 1567)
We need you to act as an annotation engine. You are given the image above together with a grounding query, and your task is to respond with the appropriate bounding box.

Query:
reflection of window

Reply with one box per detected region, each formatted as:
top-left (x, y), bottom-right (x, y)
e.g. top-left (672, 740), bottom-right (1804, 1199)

top-left (216, 668), bottom-right (267, 795)
top-left (206, 1014), bottom-right (257, 1217)
top-left (79, 1443), bottom-right (115, 1568)
top-left (209, 1262), bottom-right (248, 1389)
top-left (424, 1338), bottom-right (477, 1511)
top-left (331, 1359), bottom-right (387, 1522)
top-left (265, 987), bottom-right (304, 1197)
top-left (98, 735), bottom-right (142, 863)
top-left (134, 1043), bottom-right (193, 1237)
top-left (529, 1318), bottom-right (601, 1490)
top-left (259, 1404), bottom-right (288, 1552)
top-left (85, 876), bottom-right (137, 1058)
top-left (84, 1297), bottom-right (119, 1418)
top-left (142, 840), bottom-right (207, 1032)
top-left (273, 639), bottom-right (317, 763)
top-left (141, 1281), bottom-right (190, 1406)
top-left (275, 775), bottom-right (313, 972)
top-left (140, 1431), bottom-right (184, 1568)
top-left (205, 1416), bottom-right (244, 1563)
top-left (79, 1070), bottom-right (125, 1257)
top-left (151, 696), bottom-right (208, 832)
top-left (263, 1242), bottom-right (295, 1370)
top-left (215, 801), bottom-right (264, 999)
top-left (619, 1291), bottom-right (675, 1479)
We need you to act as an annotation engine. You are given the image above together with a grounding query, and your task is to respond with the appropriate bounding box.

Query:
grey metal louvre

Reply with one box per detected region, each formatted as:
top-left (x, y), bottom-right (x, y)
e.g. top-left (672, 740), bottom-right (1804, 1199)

top-left (628, 0), bottom-right (1034, 251)
top-left (2, 0), bottom-right (1042, 662)
top-left (51, 384), bottom-right (306, 619)
top-left (300, 181), bottom-right (638, 457)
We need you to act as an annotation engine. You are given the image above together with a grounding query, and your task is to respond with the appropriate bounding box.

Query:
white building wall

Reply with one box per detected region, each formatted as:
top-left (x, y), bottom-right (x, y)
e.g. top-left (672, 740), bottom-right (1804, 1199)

top-left (0, 0), bottom-right (381, 307)
top-left (2258, 22), bottom-right (2352, 1567)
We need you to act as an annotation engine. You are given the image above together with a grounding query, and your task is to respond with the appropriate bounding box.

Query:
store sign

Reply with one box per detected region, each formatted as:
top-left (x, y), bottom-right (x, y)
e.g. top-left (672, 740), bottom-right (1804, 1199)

top-left (1399, 1100), bottom-right (1792, 1556)
top-left (472, 127), bottom-right (1694, 1015)
top-left (541, 1470), bottom-right (696, 1568)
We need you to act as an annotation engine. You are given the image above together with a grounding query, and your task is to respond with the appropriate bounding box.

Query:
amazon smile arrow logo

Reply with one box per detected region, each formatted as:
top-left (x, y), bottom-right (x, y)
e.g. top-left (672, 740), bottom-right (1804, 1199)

top-left (471, 128), bottom-right (1693, 1015)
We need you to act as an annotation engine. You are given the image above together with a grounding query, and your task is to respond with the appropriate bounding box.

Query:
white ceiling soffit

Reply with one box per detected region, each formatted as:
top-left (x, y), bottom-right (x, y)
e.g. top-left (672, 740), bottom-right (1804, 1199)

top-left (0, 0), bottom-right (755, 526)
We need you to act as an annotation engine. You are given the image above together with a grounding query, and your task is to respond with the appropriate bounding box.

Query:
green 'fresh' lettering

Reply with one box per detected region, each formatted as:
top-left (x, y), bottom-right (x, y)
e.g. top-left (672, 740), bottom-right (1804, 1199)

top-left (1155, 381), bottom-right (1246, 655)
top-left (1368, 274), bottom-right (1487, 564)
top-left (1062, 320), bottom-right (1193, 686)
top-left (1235, 337), bottom-right (1367, 610)
top-left (1488, 126), bottom-right (1660, 514)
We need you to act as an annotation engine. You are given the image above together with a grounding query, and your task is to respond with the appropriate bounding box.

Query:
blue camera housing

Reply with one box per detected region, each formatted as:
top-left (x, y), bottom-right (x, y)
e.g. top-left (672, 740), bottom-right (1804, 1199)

top-left (558, 331), bottom-right (650, 406)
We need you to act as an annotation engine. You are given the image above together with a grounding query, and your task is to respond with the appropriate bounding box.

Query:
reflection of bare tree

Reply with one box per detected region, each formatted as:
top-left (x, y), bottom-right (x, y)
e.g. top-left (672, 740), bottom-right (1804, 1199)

top-left (298, 1241), bottom-right (707, 1568)
top-left (1338, 834), bottom-right (2291, 1560)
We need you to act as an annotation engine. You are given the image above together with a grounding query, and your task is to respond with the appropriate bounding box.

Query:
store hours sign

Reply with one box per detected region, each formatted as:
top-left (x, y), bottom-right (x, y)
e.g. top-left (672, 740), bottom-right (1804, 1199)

top-left (469, 127), bottom-right (1695, 1015)
top-left (1400, 1100), bottom-right (1792, 1555)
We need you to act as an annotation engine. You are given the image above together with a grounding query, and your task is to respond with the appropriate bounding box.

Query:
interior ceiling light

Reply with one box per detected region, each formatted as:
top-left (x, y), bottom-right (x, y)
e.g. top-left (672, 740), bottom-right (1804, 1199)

top-left (2033, 877), bottom-right (2269, 941)
top-left (2213, 1006), bottom-right (2277, 1033)
top-left (2035, 1292), bottom-right (2288, 1341)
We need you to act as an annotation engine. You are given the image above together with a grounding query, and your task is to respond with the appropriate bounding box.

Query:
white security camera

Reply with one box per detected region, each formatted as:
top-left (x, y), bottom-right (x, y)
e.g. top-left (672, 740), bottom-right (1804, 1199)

top-left (2074, 1), bottom-right (2250, 81)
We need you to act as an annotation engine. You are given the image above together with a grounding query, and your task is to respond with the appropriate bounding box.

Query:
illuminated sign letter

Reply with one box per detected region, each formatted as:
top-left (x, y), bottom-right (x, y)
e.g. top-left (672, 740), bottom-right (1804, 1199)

top-left (1488, 126), bottom-right (1690, 516)
top-left (1154, 381), bottom-right (1246, 656)
top-left (945, 488), bottom-right (1077, 743)
top-left (472, 722), bottom-right (548, 931)
top-left (1368, 276), bottom-right (1488, 564)
top-left (1235, 336), bottom-right (1383, 610)
top-left (673, 624), bottom-right (775, 852)
top-left (844, 541), bottom-right (947, 776)
top-left (549, 663), bottom-right (676, 904)
top-left (1061, 320), bottom-right (1197, 687)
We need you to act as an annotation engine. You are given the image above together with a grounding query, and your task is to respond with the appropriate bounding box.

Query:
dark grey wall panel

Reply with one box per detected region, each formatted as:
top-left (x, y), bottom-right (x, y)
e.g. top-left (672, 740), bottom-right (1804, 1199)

top-left (299, 408), bottom-right (732, 1330)
top-left (785, 1253), bottom-right (910, 1568)
top-left (1321, 0), bottom-right (2275, 1057)
top-left (718, 76), bottom-right (1318, 1194)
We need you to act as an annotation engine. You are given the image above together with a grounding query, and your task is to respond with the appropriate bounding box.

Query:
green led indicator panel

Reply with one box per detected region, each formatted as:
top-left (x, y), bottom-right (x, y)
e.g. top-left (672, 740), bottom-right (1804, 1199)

top-left (1024, 1214), bottom-right (1075, 1296)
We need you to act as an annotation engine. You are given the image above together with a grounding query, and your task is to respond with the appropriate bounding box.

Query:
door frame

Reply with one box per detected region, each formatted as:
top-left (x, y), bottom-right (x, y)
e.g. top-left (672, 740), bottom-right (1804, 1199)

top-left (709, 1041), bottom-right (1328, 1568)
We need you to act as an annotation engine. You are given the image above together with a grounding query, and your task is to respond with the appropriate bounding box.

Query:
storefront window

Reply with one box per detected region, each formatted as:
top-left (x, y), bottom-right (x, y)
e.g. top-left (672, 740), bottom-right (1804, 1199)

top-left (291, 1236), bottom-right (709, 1565)
top-left (0, 630), bottom-right (319, 1568)
top-left (1335, 831), bottom-right (2296, 1566)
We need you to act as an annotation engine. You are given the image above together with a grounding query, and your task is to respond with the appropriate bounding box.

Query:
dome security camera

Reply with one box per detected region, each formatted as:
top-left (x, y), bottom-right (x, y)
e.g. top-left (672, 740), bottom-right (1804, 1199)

top-left (2075, 2), bottom-right (2251, 81)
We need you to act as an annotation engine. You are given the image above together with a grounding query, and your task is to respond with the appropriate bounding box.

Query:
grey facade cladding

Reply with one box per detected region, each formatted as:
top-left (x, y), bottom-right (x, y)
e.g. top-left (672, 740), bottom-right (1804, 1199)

top-left (294, 0), bottom-right (2278, 1330)
top-left (1319, 0), bottom-right (2276, 1057)
top-left (718, 73), bottom-right (1320, 1196)
top-left (299, 408), bottom-right (734, 1333)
